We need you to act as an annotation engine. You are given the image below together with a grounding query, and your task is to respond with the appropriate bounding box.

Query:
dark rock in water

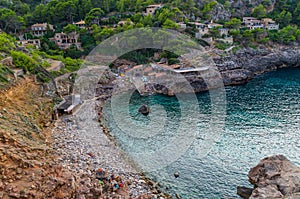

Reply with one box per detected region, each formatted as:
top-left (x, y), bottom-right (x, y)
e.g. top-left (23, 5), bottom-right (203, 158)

top-left (240, 155), bottom-right (300, 199)
top-left (237, 186), bottom-right (253, 199)
top-left (174, 172), bottom-right (179, 178)
top-left (138, 105), bottom-right (150, 116)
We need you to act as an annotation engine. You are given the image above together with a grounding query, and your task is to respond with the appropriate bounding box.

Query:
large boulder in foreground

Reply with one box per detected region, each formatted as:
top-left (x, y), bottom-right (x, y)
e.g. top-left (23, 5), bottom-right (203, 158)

top-left (238, 155), bottom-right (300, 199)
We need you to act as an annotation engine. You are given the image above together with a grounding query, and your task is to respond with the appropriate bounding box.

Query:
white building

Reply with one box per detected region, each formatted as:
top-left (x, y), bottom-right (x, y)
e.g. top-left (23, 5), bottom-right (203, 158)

top-left (262, 18), bottom-right (279, 30)
top-left (177, 22), bottom-right (187, 29)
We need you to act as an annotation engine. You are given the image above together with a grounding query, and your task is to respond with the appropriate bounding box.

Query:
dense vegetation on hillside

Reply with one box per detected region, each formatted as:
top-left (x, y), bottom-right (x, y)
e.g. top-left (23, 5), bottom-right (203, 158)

top-left (0, 32), bottom-right (81, 85)
top-left (0, 0), bottom-right (299, 76)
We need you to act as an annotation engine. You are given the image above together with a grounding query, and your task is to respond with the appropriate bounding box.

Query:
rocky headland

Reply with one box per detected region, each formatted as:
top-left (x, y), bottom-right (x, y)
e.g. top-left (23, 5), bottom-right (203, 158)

top-left (127, 47), bottom-right (300, 95)
top-left (238, 155), bottom-right (300, 199)
top-left (215, 47), bottom-right (300, 86)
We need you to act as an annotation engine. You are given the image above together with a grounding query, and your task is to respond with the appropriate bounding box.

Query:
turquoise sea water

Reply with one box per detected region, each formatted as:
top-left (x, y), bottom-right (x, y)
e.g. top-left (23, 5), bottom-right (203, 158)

top-left (103, 68), bottom-right (300, 198)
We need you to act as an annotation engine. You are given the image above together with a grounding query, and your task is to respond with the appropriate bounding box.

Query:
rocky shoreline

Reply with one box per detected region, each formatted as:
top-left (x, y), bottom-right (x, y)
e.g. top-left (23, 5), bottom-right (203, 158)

top-left (197, 47), bottom-right (300, 93)
top-left (238, 155), bottom-right (300, 199)
top-left (215, 47), bottom-right (300, 86)
top-left (107, 47), bottom-right (300, 96)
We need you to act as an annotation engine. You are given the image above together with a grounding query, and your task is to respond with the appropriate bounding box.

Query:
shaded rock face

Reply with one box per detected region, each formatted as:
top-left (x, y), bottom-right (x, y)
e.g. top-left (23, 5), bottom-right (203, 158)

top-left (237, 186), bottom-right (254, 199)
top-left (214, 48), bottom-right (300, 88)
top-left (177, 48), bottom-right (300, 94)
top-left (241, 155), bottom-right (300, 199)
top-left (209, 2), bottom-right (231, 21)
top-left (112, 47), bottom-right (300, 96)
top-left (195, 0), bottom-right (276, 19)
top-left (0, 56), bottom-right (14, 67)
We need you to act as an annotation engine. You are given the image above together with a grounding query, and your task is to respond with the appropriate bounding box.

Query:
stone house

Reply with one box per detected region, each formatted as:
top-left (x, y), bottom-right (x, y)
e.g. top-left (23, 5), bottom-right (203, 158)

top-left (243, 17), bottom-right (279, 30)
top-left (243, 17), bottom-right (257, 24)
top-left (18, 39), bottom-right (41, 49)
top-left (177, 22), bottom-right (187, 29)
top-left (243, 17), bottom-right (263, 29)
top-left (31, 23), bottom-right (54, 37)
top-left (189, 22), bottom-right (206, 30)
top-left (50, 32), bottom-right (81, 50)
top-left (145, 4), bottom-right (163, 16)
top-left (118, 20), bottom-right (134, 27)
top-left (207, 21), bottom-right (223, 29)
top-left (219, 28), bottom-right (229, 37)
top-left (261, 18), bottom-right (279, 30)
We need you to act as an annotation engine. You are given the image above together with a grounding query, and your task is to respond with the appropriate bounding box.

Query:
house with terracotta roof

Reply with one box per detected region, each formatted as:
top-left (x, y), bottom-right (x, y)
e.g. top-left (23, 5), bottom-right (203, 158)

top-left (74, 20), bottom-right (86, 29)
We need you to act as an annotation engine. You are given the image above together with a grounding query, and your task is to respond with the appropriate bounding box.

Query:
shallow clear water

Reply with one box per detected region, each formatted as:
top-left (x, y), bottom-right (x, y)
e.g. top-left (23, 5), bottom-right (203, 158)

top-left (103, 68), bottom-right (300, 198)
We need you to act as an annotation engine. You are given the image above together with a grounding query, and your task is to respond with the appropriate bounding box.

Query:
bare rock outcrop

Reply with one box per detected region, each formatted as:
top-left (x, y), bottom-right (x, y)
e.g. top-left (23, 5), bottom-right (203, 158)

top-left (0, 57), bottom-right (14, 67)
top-left (238, 155), bottom-right (300, 199)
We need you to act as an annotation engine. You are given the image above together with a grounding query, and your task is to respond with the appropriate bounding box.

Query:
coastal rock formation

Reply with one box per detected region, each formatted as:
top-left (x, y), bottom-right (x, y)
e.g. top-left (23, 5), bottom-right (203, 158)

top-left (186, 47), bottom-right (300, 93)
top-left (111, 47), bottom-right (300, 96)
top-left (217, 47), bottom-right (300, 84)
top-left (138, 104), bottom-right (150, 115)
top-left (0, 56), bottom-right (14, 67)
top-left (194, 0), bottom-right (276, 19)
top-left (238, 155), bottom-right (300, 199)
top-left (209, 2), bottom-right (231, 21)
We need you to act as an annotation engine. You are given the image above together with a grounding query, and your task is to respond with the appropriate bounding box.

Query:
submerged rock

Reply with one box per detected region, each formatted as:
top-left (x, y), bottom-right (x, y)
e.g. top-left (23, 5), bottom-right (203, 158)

top-left (237, 186), bottom-right (253, 199)
top-left (239, 155), bottom-right (300, 199)
top-left (138, 105), bottom-right (150, 116)
top-left (174, 172), bottom-right (179, 179)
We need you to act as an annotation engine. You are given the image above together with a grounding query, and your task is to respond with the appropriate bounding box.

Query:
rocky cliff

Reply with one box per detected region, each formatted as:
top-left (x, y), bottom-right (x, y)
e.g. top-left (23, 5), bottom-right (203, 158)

top-left (194, 0), bottom-right (276, 21)
top-left (215, 47), bottom-right (300, 86)
top-left (145, 47), bottom-right (300, 95)
top-left (109, 47), bottom-right (300, 96)
top-left (238, 155), bottom-right (300, 199)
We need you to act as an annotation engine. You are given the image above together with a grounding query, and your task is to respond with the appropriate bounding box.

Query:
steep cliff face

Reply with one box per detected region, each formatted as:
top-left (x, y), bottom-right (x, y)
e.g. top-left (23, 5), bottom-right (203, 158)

top-left (148, 47), bottom-right (300, 95)
top-left (230, 0), bottom-right (276, 17)
top-left (194, 0), bottom-right (276, 21)
top-left (210, 2), bottom-right (232, 21)
top-left (214, 47), bottom-right (300, 87)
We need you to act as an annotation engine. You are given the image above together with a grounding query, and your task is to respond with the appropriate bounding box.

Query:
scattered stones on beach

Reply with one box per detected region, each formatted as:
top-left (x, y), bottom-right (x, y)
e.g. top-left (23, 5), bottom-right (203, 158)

top-left (52, 100), bottom-right (169, 198)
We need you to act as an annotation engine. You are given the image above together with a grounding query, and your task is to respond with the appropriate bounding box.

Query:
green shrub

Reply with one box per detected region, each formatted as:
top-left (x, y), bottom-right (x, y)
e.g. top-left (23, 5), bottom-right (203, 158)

top-left (11, 51), bottom-right (37, 72)
top-left (168, 58), bottom-right (180, 65)
top-left (0, 33), bottom-right (16, 53)
top-left (215, 40), bottom-right (230, 50)
top-left (0, 65), bottom-right (13, 82)
top-left (64, 57), bottom-right (82, 72)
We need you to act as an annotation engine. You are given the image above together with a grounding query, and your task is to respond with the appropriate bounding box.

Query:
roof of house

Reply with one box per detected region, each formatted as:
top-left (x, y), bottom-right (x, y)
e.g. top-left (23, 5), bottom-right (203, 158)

top-left (31, 23), bottom-right (53, 28)
top-left (75, 20), bottom-right (85, 25)
top-left (243, 17), bottom-right (258, 20)
top-left (147, 4), bottom-right (162, 8)
top-left (188, 22), bottom-right (206, 26)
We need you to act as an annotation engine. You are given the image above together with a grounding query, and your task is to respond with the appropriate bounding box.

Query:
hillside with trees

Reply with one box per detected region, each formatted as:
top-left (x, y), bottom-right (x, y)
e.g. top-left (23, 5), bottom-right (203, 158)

top-left (0, 0), bottom-right (299, 80)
